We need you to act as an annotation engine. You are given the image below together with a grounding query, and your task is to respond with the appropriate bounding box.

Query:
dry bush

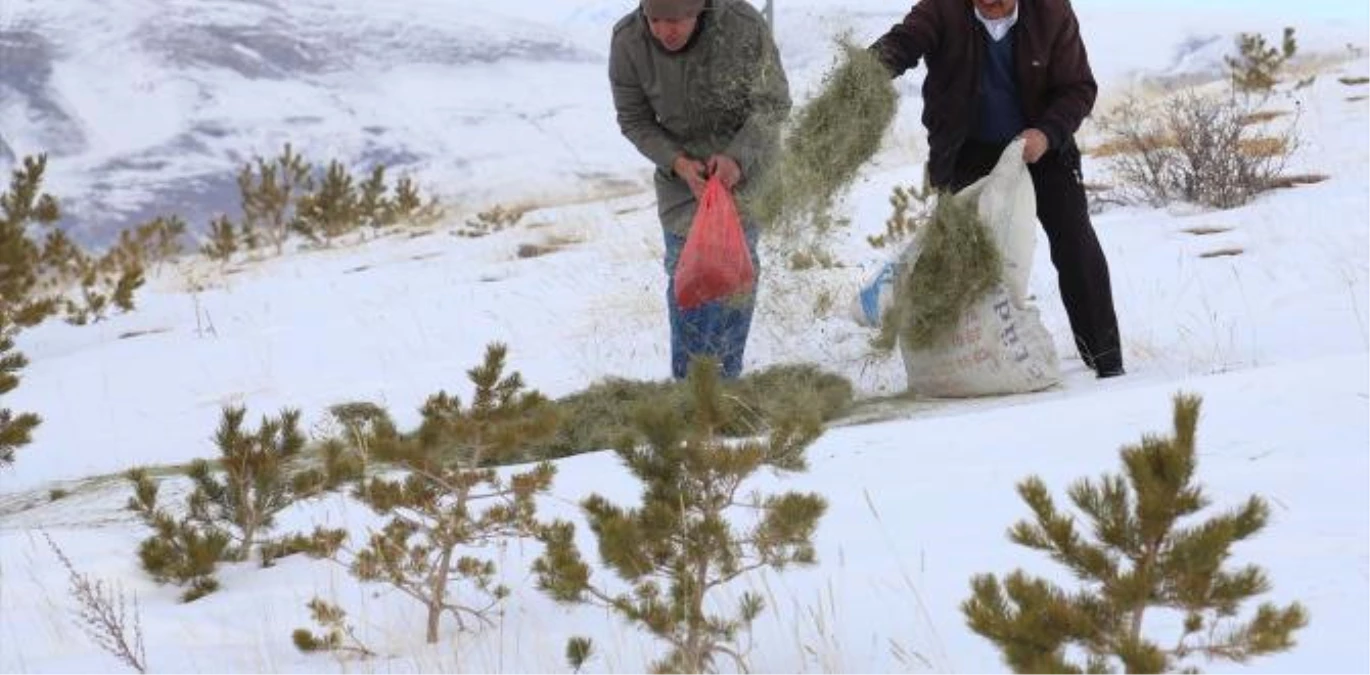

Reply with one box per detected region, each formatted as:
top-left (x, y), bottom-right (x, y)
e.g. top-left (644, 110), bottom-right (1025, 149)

top-left (1095, 90), bottom-right (1299, 209)
top-left (44, 534), bottom-right (149, 673)
top-left (1340, 76), bottom-right (1370, 86)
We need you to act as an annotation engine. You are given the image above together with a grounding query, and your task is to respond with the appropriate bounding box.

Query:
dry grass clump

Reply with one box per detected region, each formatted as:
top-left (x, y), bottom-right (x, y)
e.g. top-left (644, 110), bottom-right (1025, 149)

top-left (746, 40), bottom-right (897, 236)
top-left (875, 195), bottom-right (1002, 352)
top-left (526, 364), bottom-right (853, 460)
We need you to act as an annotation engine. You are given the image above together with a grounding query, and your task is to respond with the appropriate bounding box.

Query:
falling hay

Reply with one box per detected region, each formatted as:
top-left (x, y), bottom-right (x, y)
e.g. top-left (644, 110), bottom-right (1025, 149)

top-left (875, 194), bottom-right (1003, 352)
top-left (745, 38), bottom-right (898, 235)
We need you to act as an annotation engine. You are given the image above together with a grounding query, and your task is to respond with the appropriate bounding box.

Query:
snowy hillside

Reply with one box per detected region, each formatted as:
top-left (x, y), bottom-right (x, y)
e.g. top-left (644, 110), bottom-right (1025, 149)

top-left (1, 0), bottom-right (1366, 244)
top-left (1, 0), bottom-right (1368, 673)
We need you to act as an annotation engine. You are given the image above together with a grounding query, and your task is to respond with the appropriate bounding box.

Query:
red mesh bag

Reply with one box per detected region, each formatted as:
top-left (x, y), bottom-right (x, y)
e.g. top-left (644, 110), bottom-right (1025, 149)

top-left (673, 176), bottom-right (755, 310)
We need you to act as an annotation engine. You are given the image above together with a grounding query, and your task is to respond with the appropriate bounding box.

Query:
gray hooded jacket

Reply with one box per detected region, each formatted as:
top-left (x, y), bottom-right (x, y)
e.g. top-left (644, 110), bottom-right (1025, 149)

top-left (610, 0), bottom-right (791, 233)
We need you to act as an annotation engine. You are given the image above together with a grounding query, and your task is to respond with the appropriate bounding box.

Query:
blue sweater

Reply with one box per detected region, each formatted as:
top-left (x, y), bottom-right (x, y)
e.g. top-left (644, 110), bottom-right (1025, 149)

top-left (973, 31), bottom-right (1028, 143)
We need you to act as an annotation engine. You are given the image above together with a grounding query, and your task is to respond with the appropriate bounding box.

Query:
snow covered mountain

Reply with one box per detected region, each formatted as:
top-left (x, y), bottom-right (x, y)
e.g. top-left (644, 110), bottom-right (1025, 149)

top-left (3, 0), bottom-right (1364, 245)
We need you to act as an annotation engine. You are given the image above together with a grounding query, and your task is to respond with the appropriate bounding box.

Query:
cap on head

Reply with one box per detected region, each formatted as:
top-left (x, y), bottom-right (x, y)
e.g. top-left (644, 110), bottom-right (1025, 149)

top-left (642, 0), bottom-right (705, 20)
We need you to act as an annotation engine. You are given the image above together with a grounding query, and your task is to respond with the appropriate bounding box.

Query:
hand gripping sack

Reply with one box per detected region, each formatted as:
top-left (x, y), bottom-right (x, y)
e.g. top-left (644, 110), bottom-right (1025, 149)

top-left (898, 139), bottom-right (1061, 397)
top-left (674, 176), bottom-right (756, 310)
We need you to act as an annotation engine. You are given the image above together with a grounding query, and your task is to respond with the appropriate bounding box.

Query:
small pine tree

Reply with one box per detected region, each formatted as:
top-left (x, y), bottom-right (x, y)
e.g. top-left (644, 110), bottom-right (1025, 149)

top-left (201, 214), bottom-right (238, 262)
top-left (289, 402), bottom-right (384, 497)
top-left (388, 176), bottom-right (423, 223)
top-left (1226, 27), bottom-right (1298, 94)
top-left (238, 144), bottom-right (312, 255)
top-left (0, 154), bottom-right (63, 330)
top-left (111, 264), bottom-right (145, 313)
top-left (291, 597), bottom-right (374, 657)
top-left (534, 359), bottom-right (829, 673)
top-left (153, 215), bottom-right (186, 263)
top-left (39, 228), bottom-right (87, 282)
top-left (566, 636), bottom-right (595, 673)
top-left (357, 165), bottom-right (391, 232)
top-left (0, 315), bottom-right (40, 468)
top-left (126, 468), bottom-right (230, 602)
top-left (295, 160), bottom-right (360, 243)
top-left (303, 343), bottom-right (560, 644)
top-left (962, 393), bottom-right (1308, 673)
top-left (186, 406), bottom-right (306, 561)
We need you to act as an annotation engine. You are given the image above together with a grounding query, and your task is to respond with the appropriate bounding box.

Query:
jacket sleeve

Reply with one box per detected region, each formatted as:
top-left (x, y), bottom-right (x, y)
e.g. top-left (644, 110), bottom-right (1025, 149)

top-left (1036, 1), bottom-right (1097, 149)
top-left (868, 0), bottom-right (942, 77)
top-left (609, 35), bottom-right (682, 171)
top-left (724, 23), bottom-right (792, 182)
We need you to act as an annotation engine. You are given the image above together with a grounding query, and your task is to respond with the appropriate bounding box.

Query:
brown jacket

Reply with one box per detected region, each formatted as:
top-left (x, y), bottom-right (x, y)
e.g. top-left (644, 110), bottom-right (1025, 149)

top-left (610, 0), bottom-right (791, 232)
top-left (870, 0), bottom-right (1097, 188)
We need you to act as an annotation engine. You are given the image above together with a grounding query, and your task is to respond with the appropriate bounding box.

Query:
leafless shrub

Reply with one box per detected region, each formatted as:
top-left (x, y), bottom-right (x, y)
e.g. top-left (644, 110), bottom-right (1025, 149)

top-left (43, 533), bottom-right (148, 674)
top-left (1095, 90), bottom-right (1299, 209)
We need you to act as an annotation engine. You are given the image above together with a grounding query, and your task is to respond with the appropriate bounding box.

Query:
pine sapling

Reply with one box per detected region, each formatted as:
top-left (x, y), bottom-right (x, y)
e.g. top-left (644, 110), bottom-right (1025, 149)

top-left (289, 402), bottom-right (386, 497)
top-left (125, 468), bottom-right (230, 602)
top-left (357, 166), bottom-right (392, 232)
top-left (1, 154), bottom-right (63, 330)
top-left (201, 215), bottom-right (239, 263)
top-left (303, 343), bottom-right (560, 644)
top-left (1226, 27), bottom-right (1298, 94)
top-left (534, 359), bottom-right (829, 673)
top-left (238, 143), bottom-right (312, 255)
top-left (292, 597), bottom-right (375, 658)
top-left (962, 393), bottom-right (1308, 673)
top-left (0, 315), bottom-right (40, 468)
top-left (566, 636), bottom-right (595, 673)
top-left (187, 406), bottom-right (306, 561)
top-left (295, 160), bottom-right (360, 243)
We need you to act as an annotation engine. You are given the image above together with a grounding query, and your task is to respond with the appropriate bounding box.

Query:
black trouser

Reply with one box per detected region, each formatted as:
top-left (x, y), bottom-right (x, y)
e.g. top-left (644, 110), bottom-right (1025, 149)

top-left (946, 139), bottom-right (1123, 372)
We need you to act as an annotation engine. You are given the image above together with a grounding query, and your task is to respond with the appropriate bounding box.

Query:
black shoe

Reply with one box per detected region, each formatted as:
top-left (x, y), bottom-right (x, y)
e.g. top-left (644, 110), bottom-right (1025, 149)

top-left (1096, 364), bottom-right (1126, 379)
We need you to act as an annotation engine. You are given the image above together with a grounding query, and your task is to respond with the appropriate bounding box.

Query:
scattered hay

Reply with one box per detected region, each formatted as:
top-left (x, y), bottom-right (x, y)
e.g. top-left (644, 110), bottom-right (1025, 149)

top-left (876, 195), bottom-right (1001, 352)
top-left (516, 243), bottom-right (560, 259)
top-left (526, 364), bottom-right (853, 461)
top-left (1239, 110), bottom-right (1291, 126)
top-left (117, 328), bottom-right (171, 340)
top-left (1200, 247), bottom-right (1245, 259)
top-left (745, 40), bottom-right (897, 236)
top-left (1264, 173), bottom-right (1330, 189)
top-left (1086, 134), bottom-right (1176, 158)
top-left (1338, 76), bottom-right (1370, 85)
top-left (1182, 225), bottom-right (1234, 236)
top-left (1238, 136), bottom-right (1291, 158)
top-left (518, 233), bottom-right (583, 259)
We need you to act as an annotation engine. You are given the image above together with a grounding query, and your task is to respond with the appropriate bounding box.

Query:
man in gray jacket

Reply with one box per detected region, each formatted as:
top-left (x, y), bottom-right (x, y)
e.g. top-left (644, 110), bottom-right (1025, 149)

top-left (610, 0), bottom-right (791, 380)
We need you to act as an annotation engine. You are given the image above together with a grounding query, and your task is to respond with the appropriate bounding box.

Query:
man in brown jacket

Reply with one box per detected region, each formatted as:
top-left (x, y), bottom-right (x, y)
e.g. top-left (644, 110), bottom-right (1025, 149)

top-left (610, 0), bottom-right (791, 380)
top-left (870, 0), bottom-right (1125, 377)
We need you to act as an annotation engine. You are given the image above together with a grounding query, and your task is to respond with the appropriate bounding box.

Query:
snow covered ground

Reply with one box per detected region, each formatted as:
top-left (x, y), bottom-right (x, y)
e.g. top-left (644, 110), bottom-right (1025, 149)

top-left (1, 0), bottom-right (1367, 673)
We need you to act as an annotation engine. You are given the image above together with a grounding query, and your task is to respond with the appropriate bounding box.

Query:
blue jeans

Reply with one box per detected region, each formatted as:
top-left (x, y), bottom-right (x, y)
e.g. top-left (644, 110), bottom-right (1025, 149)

top-left (663, 226), bottom-right (760, 380)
